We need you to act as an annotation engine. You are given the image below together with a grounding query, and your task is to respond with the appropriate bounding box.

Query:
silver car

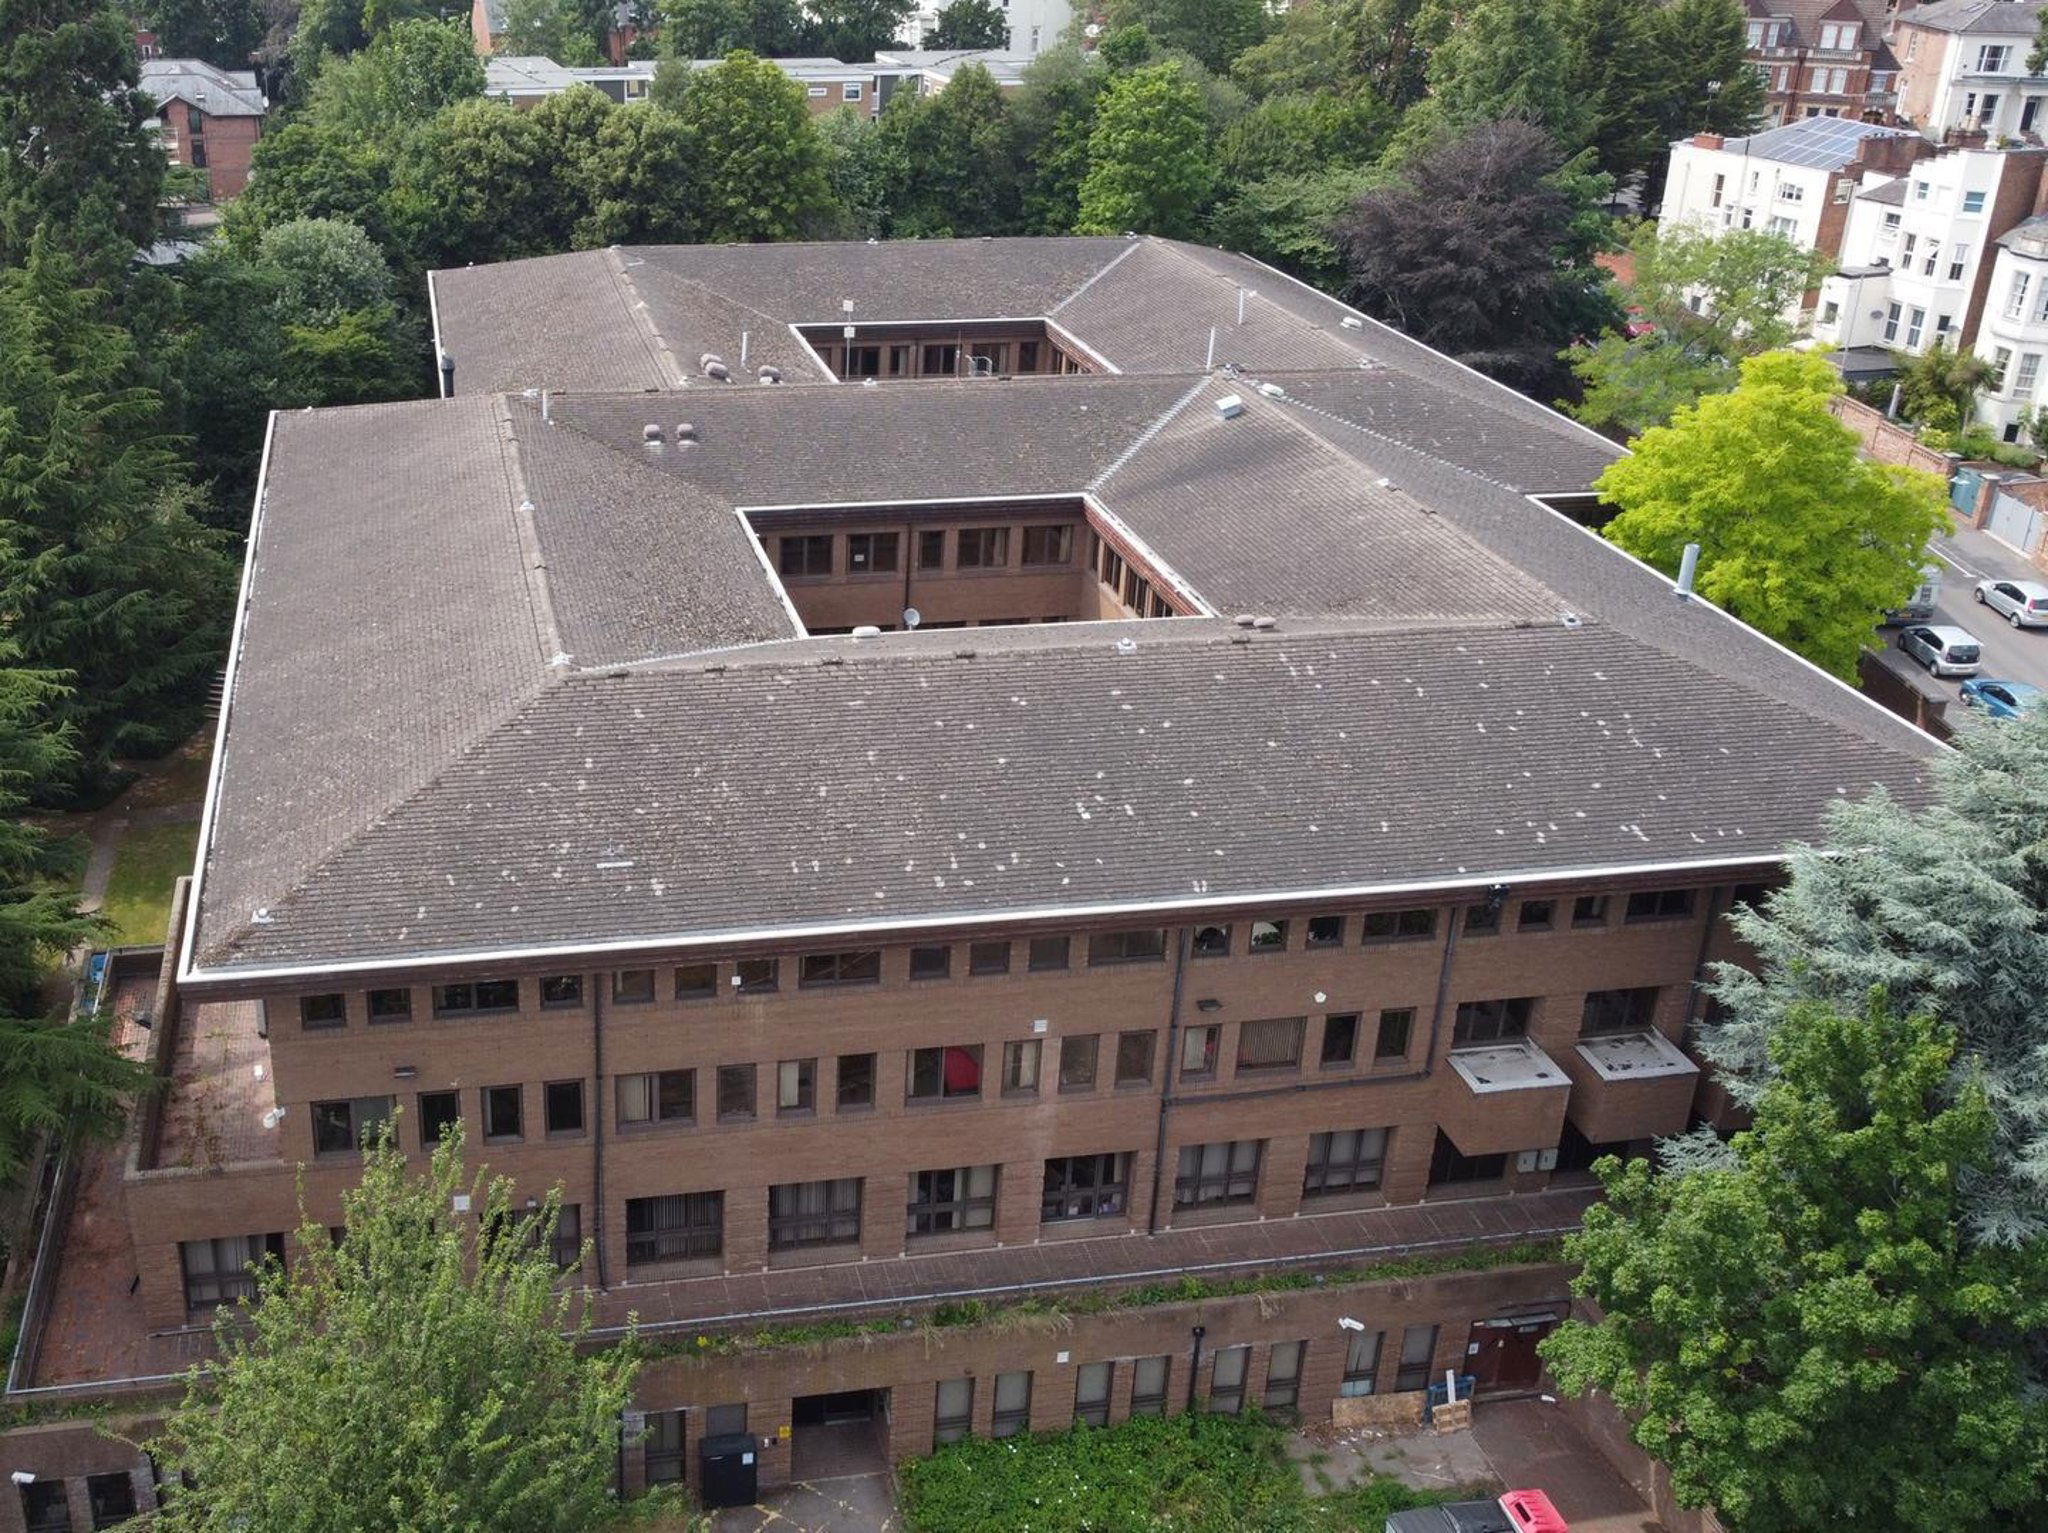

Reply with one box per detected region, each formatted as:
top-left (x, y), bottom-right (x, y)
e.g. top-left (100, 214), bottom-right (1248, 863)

top-left (1898, 623), bottom-right (1983, 678)
top-left (1973, 578), bottom-right (2048, 628)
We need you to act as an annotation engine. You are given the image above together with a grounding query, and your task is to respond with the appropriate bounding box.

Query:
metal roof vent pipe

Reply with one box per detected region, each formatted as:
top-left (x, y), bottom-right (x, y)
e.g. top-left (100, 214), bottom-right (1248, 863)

top-left (1215, 394), bottom-right (1246, 420)
top-left (675, 422), bottom-right (697, 443)
top-left (642, 423), bottom-right (664, 445)
top-left (1675, 542), bottom-right (1701, 601)
top-left (438, 351), bottom-right (455, 397)
top-left (700, 352), bottom-right (724, 371)
top-left (757, 365), bottom-right (783, 384)
top-left (1252, 615), bottom-right (1277, 630)
top-left (704, 360), bottom-right (731, 381)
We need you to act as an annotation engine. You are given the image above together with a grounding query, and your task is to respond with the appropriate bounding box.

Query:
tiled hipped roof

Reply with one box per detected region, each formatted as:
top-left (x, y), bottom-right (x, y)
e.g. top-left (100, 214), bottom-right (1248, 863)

top-left (183, 238), bottom-right (1939, 982)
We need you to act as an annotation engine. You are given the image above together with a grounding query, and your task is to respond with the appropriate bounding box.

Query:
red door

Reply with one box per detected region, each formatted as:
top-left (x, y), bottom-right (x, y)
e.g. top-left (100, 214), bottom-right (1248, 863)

top-left (1464, 1314), bottom-right (1559, 1393)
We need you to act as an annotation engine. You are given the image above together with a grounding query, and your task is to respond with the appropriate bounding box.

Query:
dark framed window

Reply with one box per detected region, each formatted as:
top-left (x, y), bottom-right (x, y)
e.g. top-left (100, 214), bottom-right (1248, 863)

top-left (1581, 986), bottom-right (1660, 1036)
top-left (550, 1203), bottom-right (581, 1270)
top-left (736, 958), bottom-right (778, 994)
top-left (778, 533), bottom-right (833, 577)
top-left (1209, 1346), bottom-right (1249, 1413)
top-left (87, 1470), bottom-right (137, 1528)
top-left (992, 1370), bottom-right (1032, 1437)
top-left (934, 1378), bottom-right (973, 1445)
top-left (1192, 923), bottom-right (1231, 957)
top-left (1179, 1024), bottom-right (1220, 1079)
top-left (418, 1089), bottom-right (460, 1148)
top-left (836, 1052), bottom-right (876, 1110)
top-left (908, 1045), bottom-right (982, 1102)
top-left (1074, 1361), bottom-right (1113, 1426)
top-left (368, 987), bottom-right (412, 1022)
top-left (716, 1064), bottom-right (756, 1121)
top-left (1362, 908), bottom-right (1435, 943)
top-left (1572, 894), bottom-right (1610, 928)
top-left (1236, 1017), bottom-right (1304, 1072)
top-left (908, 1165), bottom-right (997, 1235)
top-left (1464, 904), bottom-right (1501, 936)
top-left (1304, 1128), bottom-right (1389, 1195)
top-left (625, 1191), bottom-right (722, 1265)
top-left (918, 528), bottom-right (947, 569)
top-left (769, 1177), bottom-right (862, 1249)
top-left (1130, 1355), bottom-right (1169, 1416)
top-left (433, 979), bottom-right (519, 1015)
top-left (1453, 996), bottom-right (1532, 1045)
top-left (1625, 888), bottom-right (1696, 923)
top-left (1375, 1008), bottom-right (1414, 1059)
top-left (968, 939), bottom-right (1010, 975)
top-left (1249, 919), bottom-right (1287, 952)
top-left (675, 962), bottom-right (717, 999)
top-left (1059, 1033), bottom-right (1099, 1091)
top-left (20, 1481), bottom-right (68, 1533)
top-left (846, 531), bottom-right (899, 574)
top-left (777, 1058), bottom-right (816, 1114)
top-left (1306, 914), bottom-right (1344, 948)
top-left (544, 1080), bottom-right (584, 1136)
top-left (1002, 1038), bottom-right (1041, 1093)
top-left (1517, 899), bottom-right (1555, 931)
top-left (799, 949), bottom-right (881, 987)
top-left (957, 527), bottom-right (1009, 568)
top-left (1340, 1328), bottom-right (1382, 1396)
top-left (910, 944), bottom-right (951, 980)
top-left (923, 343), bottom-right (961, 376)
top-left (1264, 1341), bottom-right (1305, 1414)
top-left (1042, 1152), bottom-right (1128, 1221)
top-left (482, 1084), bottom-right (523, 1141)
top-left (611, 969), bottom-right (655, 1004)
top-left (312, 1095), bottom-right (392, 1155)
top-left (1395, 1324), bottom-right (1439, 1392)
top-left (618, 1068), bottom-right (693, 1126)
top-left (1176, 1140), bottom-right (1262, 1207)
top-left (1430, 1130), bottom-right (1507, 1186)
top-left (1320, 1013), bottom-right (1359, 1067)
top-left (1732, 881), bottom-right (1770, 910)
top-left (540, 975), bottom-right (582, 1008)
top-left (1021, 524), bottom-right (1073, 565)
top-left (645, 1409), bottom-right (685, 1485)
top-left (1018, 339), bottom-right (1042, 372)
top-left (1028, 934), bottom-right (1070, 970)
top-left (1087, 928), bottom-right (1166, 965)
top-left (300, 993), bottom-right (345, 1029)
top-left (706, 1402), bottom-right (747, 1437)
top-left (180, 1232), bottom-right (285, 1310)
top-left (1114, 1029), bottom-right (1155, 1086)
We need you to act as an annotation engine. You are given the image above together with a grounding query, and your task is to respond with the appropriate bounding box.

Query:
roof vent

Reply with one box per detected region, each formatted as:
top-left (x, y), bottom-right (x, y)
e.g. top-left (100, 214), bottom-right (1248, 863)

top-left (862, 377), bottom-right (880, 387)
top-left (642, 423), bottom-right (663, 443)
top-left (1252, 616), bottom-right (1277, 630)
top-left (851, 624), bottom-right (883, 638)
top-left (757, 365), bottom-right (783, 384)
top-left (1561, 611), bottom-right (1583, 629)
top-left (704, 360), bottom-right (730, 381)
top-left (675, 422), bottom-right (697, 442)
top-left (1115, 636), bottom-right (1138, 655)
top-left (1256, 382), bottom-right (1284, 399)
top-left (700, 352), bottom-right (724, 371)
top-left (1233, 613), bottom-right (1256, 627)
top-left (1340, 316), bottom-right (1364, 330)
top-left (1215, 394), bottom-right (1246, 420)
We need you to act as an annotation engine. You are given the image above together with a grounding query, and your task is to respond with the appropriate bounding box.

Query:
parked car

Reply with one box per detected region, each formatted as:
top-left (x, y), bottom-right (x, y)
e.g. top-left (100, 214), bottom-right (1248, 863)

top-left (1973, 578), bottom-right (2048, 628)
top-left (1386, 1489), bottom-right (1567, 1533)
top-left (1960, 678), bottom-right (2043, 719)
top-left (1897, 624), bottom-right (1984, 678)
top-left (1881, 564), bottom-right (1942, 626)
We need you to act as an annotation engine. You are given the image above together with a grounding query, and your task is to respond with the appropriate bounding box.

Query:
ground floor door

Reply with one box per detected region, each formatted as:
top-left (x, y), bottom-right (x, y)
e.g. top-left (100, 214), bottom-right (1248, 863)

top-left (790, 1388), bottom-right (891, 1479)
top-left (1465, 1313), bottom-right (1561, 1394)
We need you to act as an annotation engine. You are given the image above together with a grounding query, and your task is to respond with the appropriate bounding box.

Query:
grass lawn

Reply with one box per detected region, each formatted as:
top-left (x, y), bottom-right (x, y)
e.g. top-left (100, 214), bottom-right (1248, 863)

top-left (118, 733), bottom-right (214, 812)
top-left (100, 820), bottom-right (201, 947)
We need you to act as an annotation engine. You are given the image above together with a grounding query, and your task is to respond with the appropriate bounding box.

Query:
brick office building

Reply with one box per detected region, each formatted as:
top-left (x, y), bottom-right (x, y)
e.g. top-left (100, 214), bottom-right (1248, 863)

top-left (138, 59), bottom-right (266, 202)
top-left (2, 238), bottom-right (1939, 1525)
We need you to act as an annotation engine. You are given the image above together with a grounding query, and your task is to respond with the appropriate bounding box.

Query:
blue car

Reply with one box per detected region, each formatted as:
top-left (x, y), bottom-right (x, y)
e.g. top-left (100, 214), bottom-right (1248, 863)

top-left (1959, 678), bottom-right (2043, 720)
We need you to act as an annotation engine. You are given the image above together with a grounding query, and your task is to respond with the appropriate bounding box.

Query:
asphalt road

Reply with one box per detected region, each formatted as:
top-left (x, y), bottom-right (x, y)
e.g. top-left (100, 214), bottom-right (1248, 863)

top-left (1914, 522), bottom-right (2048, 702)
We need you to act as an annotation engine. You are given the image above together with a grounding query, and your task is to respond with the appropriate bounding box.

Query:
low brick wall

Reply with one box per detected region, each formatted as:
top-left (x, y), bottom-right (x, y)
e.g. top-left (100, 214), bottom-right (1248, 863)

top-left (1828, 395), bottom-right (1951, 478)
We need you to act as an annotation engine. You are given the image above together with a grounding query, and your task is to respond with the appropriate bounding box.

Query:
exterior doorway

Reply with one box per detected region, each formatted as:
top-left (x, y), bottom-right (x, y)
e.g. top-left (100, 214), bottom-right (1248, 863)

top-left (790, 1388), bottom-right (890, 1480)
top-left (1464, 1312), bottom-right (1562, 1394)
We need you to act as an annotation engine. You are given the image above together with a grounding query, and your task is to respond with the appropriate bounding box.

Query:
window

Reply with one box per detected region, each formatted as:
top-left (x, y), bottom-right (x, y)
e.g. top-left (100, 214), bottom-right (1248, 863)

top-left (1395, 1325), bottom-right (1440, 1392)
top-left (769, 1177), bottom-right (862, 1249)
top-left (1236, 1017), bottom-right (1304, 1071)
top-left (917, 528), bottom-right (947, 569)
top-left (1949, 246), bottom-right (1969, 281)
top-left (1175, 1140), bottom-right (1262, 1207)
top-left (923, 343), bottom-right (961, 375)
top-left (1430, 1130), bottom-right (1508, 1186)
top-left (800, 949), bottom-right (880, 987)
top-left (1042, 1152), bottom-right (1129, 1220)
top-left (1115, 1029), bottom-right (1155, 1085)
top-left (1320, 1013), bottom-right (1359, 1066)
top-left (1059, 1033), bottom-right (1100, 1091)
top-left (836, 1052), bottom-right (876, 1110)
top-left (1192, 923), bottom-right (1231, 956)
top-left (300, 993), bottom-right (345, 1029)
top-left (807, 83), bottom-right (828, 95)
top-left (1884, 300), bottom-right (1903, 342)
top-left (544, 1080), bottom-right (584, 1135)
top-left (1978, 43), bottom-right (2011, 72)
top-left (1018, 339), bottom-right (1041, 372)
top-left (1375, 1008), bottom-right (1414, 1060)
top-left (1002, 1037), bottom-right (1042, 1093)
top-left (909, 1165), bottom-right (997, 1235)
top-left (706, 1402), bottom-right (747, 1437)
top-left (991, 1370), bottom-right (1033, 1437)
top-left (969, 939), bottom-right (1010, 975)
top-left (1463, 903), bottom-right (1500, 936)
top-left (737, 958), bottom-right (781, 997)
top-left (934, 1379), bottom-right (973, 1445)
top-left (1776, 180), bottom-right (1803, 202)
top-left (908, 1044), bottom-right (983, 1102)
top-left (540, 974), bottom-right (582, 1008)
top-left (1922, 238), bottom-right (1941, 277)
top-left (1249, 918), bottom-right (1286, 952)
top-left (1304, 1128), bottom-right (1389, 1195)
top-left (1087, 927), bottom-right (1165, 964)
top-left (1021, 525), bottom-right (1073, 565)
top-left (1264, 1341), bottom-right (1305, 1414)
top-left (418, 1089), bottom-right (460, 1147)
top-left (1453, 997), bottom-right (1532, 1045)
top-left (618, 1069), bottom-right (693, 1125)
top-left (1625, 888), bottom-right (1696, 923)
top-left (778, 534), bottom-right (833, 577)
top-left (1517, 899), bottom-right (1554, 931)
top-left (1581, 987), bottom-right (1660, 1036)
top-left (625, 1191), bottom-right (722, 1264)
top-left (21, 1481), bottom-right (69, 1533)
top-left (2029, 96), bottom-right (2046, 132)
top-left (908, 944), bottom-right (953, 981)
top-left (1306, 913), bottom-right (1343, 947)
top-left (645, 1410), bottom-right (685, 1485)
top-left (1995, 346), bottom-right (2016, 390)
top-left (1131, 1355), bottom-right (1170, 1415)
top-left (675, 962), bottom-right (717, 999)
top-left (367, 987), bottom-right (411, 1022)
top-left (1768, 214), bottom-right (1797, 238)
top-left (716, 1064), bottom-right (756, 1121)
top-left (550, 1204), bottom-right (581, 1270)
top-left (1179, 1023), bottom-right (1220, 1078)
top-left (433, 979), bottom-right (518, 1015)
top-left (2010, 271), bottom-right (2034, 321)
top-left (1572, 894), bottom-right (1609, 927)
top-left (611, 968), bottom-right (655, 1005)
top-left (777, 1057), bottom-right (816, 1113)
top-left (2016, 352), bottom-right (2042, 400)
top-left (1208, 1346), bottom-right (1249, 1413)
top-left (483, 1084), bottom-right (522, 1140)
top-left (1075, 1361), bottom-right (1113, 1426)
top-left (957, 527), bottom-right (1009, 568)
top-left (87, 1471), bottom-right (137, 1528)
top-left (1028, 934), bottom-right (1070, 970)
top-left (846, 531), bottom-right (898, 574)
top-left (312, 1095), bottom-right (393, 1155)
top-left (1362, 907), bottom-right (1435, 942)
top-left (1340, 1328), bottom-right (1383, 1396)
top-left (180, 1232), bottom-right (284, 1309)
top-left (842, 79), bottom-right (862, 100)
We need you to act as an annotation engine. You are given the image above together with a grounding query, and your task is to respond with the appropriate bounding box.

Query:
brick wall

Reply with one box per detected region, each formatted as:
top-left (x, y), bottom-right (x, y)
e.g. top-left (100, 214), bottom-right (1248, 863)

top-left (1828, 395), bottom-right (1952, 478)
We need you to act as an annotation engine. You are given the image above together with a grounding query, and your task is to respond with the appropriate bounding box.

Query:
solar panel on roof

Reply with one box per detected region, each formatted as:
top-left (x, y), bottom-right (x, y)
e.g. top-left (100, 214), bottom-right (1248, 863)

top-left (1733, 115), bottom-right (1908, 168)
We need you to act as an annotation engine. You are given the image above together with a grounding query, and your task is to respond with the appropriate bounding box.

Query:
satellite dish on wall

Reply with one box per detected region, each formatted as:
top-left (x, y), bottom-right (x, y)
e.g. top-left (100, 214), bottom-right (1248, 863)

top-left (903, 607), bottom-right (923, 630)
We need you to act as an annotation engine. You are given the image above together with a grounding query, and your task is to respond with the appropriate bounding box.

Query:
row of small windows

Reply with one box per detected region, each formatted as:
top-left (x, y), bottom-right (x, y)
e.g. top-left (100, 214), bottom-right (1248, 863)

top-left (776, 523), bottom-right (1076, 580)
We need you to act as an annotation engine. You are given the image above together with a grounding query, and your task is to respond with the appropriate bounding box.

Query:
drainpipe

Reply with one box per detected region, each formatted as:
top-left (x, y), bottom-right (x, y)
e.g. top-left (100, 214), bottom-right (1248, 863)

top-left (1146, 926), bottom-right (1192, 1235)
top-left (1185, 1325), bottom-right (1205, 1415)
top-left (1681, 889), bottom-right (1728, 1048)
top-left (592, 973), bottom-right (609, 1289)
top-left (1423, 909), bottom-right (1464, 1072)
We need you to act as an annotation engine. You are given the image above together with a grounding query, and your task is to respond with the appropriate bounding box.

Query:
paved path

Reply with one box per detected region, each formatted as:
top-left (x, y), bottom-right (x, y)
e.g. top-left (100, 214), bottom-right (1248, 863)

top-left (1472, 1399), bottom-right (1661, 1533)
top-left (710, 1473), bottom-right (898, 1532)
top-left (1929, 523), bottom-right (2048, 697)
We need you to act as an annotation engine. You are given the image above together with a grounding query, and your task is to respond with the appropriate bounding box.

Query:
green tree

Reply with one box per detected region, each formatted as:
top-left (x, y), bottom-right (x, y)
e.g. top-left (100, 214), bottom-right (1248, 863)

top-left (1077, 61), bottom-right (1214, 238)
top-left (1643, 0), bottom-right (1762, 203)
top-left (1561, 0), bottom-right (1661, 184)
top-left (149, 1125), bottom-right (638, 1533)
top-left (394, 95), bottom-right (558, 266)
top-left (1563, 334), bottom-right (1731, 439)
top-left (1008, 43), bottom-right (1106, 232)
top-left (677, 51), bottom-right (834, 240)
top-left (1895, 338), bottom-right (1997, 434)
top-left (1421, 0), bottom-right (1588, 152)
top-left (500, 0), bottom-right (604, 61)
top-left (147, 0), bottom-right (263, 66)
top-left (1097, 0), bottom-right (1269, 74)
top-left (1595, 350), bottom-right (1949, 680)
top-left (1215, 88), bottom-right (1389, 183)
top-left (287, 0), bottom-right (369, 79)
top-left (303, 18), bottom-right (484, 140)
top-left (221, 119), bottom-right (395, 253)
top-left (578, 101), bottom-right (698, 245)
top-left (806, 0), bottom-right (909, 60)
top-left (872, 64), bottom-right (1017, 236)
top-left (928, 0), bottom-right (1006, 46)
top-left (257, 215), bottom-right (392, 324)
top-left (657, 0), bottom-right (806, 56)
top-left (257, 217), bottom-right (416, 400)
top-left (1544, 997), bottom-right (2048, 1531)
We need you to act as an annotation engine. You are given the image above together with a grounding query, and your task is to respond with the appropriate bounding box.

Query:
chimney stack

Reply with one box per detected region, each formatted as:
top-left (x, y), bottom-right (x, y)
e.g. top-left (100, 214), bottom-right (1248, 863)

top-left (1693, 132), bottom-right (1725, 150)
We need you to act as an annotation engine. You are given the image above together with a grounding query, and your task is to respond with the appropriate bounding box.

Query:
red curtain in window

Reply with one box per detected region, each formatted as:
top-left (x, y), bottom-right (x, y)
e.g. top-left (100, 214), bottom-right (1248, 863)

top-left (943, 1045), bottom-right (981, 1092)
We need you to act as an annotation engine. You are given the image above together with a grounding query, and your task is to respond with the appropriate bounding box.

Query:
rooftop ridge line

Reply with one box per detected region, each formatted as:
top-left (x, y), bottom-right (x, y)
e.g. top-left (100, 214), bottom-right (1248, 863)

top-left (1087, 373), bottom-right (1216, 494)
top-left (606, 246), bottom-right (687, 389)
top-left (1047, 237), bottom-right (1145, 317)
top-left (493, 394), bottom-right (571, 669)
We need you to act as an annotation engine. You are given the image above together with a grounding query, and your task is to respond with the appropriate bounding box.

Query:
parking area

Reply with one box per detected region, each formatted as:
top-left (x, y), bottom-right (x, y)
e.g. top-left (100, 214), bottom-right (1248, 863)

top-left (1920, 523), bottom-right (2048, 704)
